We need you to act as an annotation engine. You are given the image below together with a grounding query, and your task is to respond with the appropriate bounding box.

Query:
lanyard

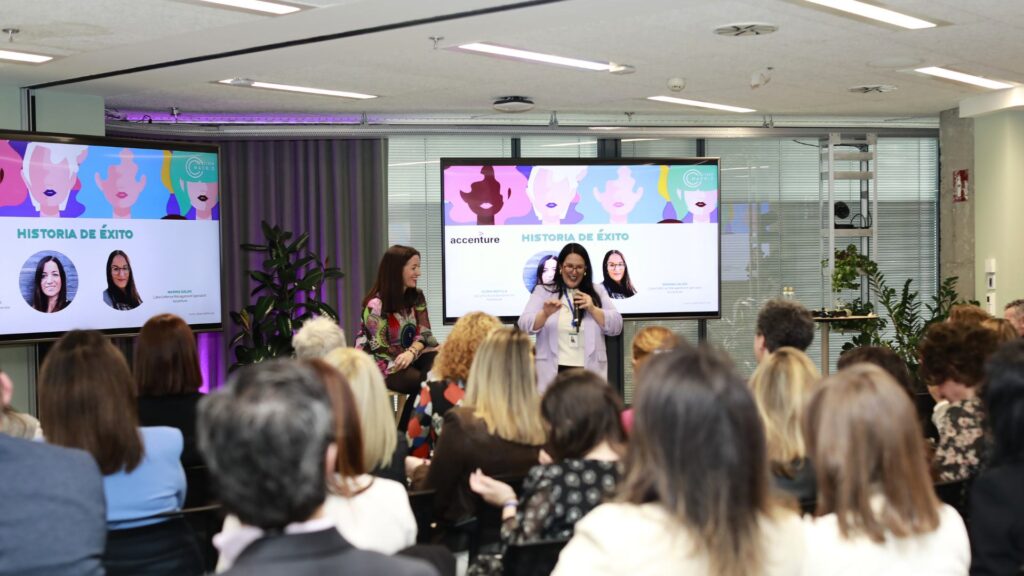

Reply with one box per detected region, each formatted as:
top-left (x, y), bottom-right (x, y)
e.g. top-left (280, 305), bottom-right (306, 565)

top-left (565, 291), bottom-right (579, 333)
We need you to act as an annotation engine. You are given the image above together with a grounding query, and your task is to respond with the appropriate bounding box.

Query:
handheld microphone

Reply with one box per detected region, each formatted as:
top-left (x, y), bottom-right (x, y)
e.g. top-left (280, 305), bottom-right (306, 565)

top-left (571, 288), bottom-right (583, 328)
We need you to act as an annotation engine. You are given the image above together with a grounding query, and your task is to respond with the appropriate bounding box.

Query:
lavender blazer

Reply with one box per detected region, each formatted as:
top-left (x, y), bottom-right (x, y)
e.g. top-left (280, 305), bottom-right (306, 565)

top-left (517, 283), bottom-right (623, 391)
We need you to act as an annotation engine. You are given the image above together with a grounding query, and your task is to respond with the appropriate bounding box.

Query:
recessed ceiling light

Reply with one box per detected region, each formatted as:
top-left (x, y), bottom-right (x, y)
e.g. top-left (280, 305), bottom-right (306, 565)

top-left (196, 0), bottom-right (301, 15)
top-left (0, 49), bottom-right (52, 64)
top-left (803, 0), bottom-right (936, 29)
top-left (217, 79), bottom-right (377, 99)
top-left (914, 67), bottom-right (1013, 90)
top-left (647, 95), bottom-right (756, 113)
top-left (456, 43), bottom-right (614, 71)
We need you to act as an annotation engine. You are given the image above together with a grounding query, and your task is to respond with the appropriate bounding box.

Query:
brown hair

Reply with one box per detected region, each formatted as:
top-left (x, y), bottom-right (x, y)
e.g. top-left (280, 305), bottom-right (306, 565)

top-left (748, 347), bottom-right (819, 472)
top-left (619, 345), bottom-right (770, 576)
top-left (631, 326), bottom-right (681, 368)
top-left (432, 311), bottom-right (502, 382)
top-left (918, 321), bottom-right (1000, 388)
top-left (837, 346), bottom-right (914, 396)
top-left (39, 330), bottom-right (143, 474)
top-left (804, 364), bottom-right (940, 542)
top-left (947, 304), bottom-right (991, 326)
top-left (542, 369), bottom-right (625, 461)
top-left (362, 244), bottom-right (420, 314)
top-left (135, 314), bottom-right (203, 396)
top-left (304, 359), bottom-right (366, 496)
top-left (982, 318), bottom-right (1019, 345)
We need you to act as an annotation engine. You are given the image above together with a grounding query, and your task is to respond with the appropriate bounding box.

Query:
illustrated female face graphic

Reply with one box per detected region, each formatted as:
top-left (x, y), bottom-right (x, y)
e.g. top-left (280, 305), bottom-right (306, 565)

top-left (561, 253), bottom-right (585, 289)
top-left (606, 253), bottom-right (626, 283)
top-left (531, 168), bottom-right (579, 223)
top-left (684, 190), bottom-right (718, 221)
top-left (26, 147), bottom-right (75, 216)
top-left (403, 254), bottom-right (421, 289)
top-left (594, 167), bottom-right (643, 220)
top-left (40, 260), bottom-right (62, 298)
top-left (460, 167), bottom-right (504, 217)
top-left (542, 257), bottom-right (557, 284)
top-left (185, 181), bottom-right (219, 216)
top-left (111, 254), bottom-right (130, 290)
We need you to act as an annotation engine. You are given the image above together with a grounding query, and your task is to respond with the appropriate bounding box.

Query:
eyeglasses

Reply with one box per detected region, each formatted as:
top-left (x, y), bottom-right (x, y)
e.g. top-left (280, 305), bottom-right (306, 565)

top-left (607, 263), bottom-right (625, 269)
top-left (562, 264), bottom-right (586, 272)
top-left (111, 266), bottom-right (130, 275)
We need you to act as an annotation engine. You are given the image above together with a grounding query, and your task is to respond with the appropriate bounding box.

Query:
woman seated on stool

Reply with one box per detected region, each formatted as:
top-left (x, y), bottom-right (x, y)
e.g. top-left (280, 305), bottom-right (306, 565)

top-left (410, 327), bottom-right (545, 525)
top-left (468, 368), bottom-right (626, 575)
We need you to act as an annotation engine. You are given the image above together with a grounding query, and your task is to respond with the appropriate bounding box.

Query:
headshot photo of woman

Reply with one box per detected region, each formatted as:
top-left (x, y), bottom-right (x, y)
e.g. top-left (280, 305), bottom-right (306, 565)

top-left (601, 249), bottom-right (636, 299)
top-left (518, 242), bottom-right (623, 391)
top-left (32, 255), bottom-right (71, 313)
top-left (523, 252), bottom-right (558, 293)
top-left (103, 250), bottom-right (142, 311)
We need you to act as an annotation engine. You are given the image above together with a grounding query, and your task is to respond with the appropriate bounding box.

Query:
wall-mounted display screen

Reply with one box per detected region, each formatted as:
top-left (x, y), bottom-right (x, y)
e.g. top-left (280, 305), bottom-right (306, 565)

top-left (0, 131), bottom-right (222, 342)
top-left (441, 158), bottom-right (721, 323)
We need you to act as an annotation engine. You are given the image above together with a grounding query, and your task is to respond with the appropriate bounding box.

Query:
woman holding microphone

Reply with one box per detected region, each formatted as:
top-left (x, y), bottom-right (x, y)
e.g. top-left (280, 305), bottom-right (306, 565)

top-left (519, 243), bottom-right (622, 390)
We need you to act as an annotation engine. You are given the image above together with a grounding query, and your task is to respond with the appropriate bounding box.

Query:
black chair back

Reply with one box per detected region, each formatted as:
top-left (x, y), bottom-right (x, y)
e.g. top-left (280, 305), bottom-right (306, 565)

top-left (104, 517), bottom-right (203, 576)
top-left (409, 488), bottom-right (438, 545)
top-left (934, 478), bottom-right (973, 525)
top-left (502, 538), bottom-right (569, 576)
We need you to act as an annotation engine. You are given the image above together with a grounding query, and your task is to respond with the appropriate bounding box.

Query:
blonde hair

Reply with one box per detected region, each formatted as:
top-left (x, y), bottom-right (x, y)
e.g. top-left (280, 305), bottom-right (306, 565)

top-left (323, 348), bottom-right (396, 471)
top-left (982, 317), bottom-right (1019, 345)
top-left (749, 347), bottom-right (820, 467)
top-left (433, 312), bottom-right (502, 382)
top-left (631, 326), bottom-right (681, 367)
top-left (464, 327), bottom-right (545, 446)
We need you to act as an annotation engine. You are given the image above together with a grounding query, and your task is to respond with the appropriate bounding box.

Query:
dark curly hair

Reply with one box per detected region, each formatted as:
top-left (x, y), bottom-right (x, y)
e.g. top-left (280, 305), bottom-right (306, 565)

top-left (756, 299), bottom-right (814, 353)
top-left (918, 322), bottom-right (1000, 388)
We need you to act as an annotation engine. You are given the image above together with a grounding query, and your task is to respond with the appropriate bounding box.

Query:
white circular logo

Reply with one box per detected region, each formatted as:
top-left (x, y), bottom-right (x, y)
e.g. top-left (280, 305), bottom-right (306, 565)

top-left (683, 169), bottom-right (703, 188)
top-left (185, 156), bottom-right (206, 179)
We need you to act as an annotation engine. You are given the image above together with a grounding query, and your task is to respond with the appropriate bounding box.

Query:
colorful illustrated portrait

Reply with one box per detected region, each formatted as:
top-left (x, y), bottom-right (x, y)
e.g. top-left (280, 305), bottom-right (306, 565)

top-left (76, 147), bottom-right (169, 219)
top-left (525, 165), bottom-right (588, 225)
top-left (576, 165), bottom-right (665, 225)
top-left (522, 251), bottom-right (559, 293)
top-left (659, 165), bottom-right (719, 224)
top-left (444, 165), bottom-right (531, 225)
top-left (167, 151), bottom-right (219, 220)
top-left (0, 140), bottom-right (29, 209)
top-left (9, 142), bottom-right (89, 218)
top-left (20, 251), bottom-right (79, 313)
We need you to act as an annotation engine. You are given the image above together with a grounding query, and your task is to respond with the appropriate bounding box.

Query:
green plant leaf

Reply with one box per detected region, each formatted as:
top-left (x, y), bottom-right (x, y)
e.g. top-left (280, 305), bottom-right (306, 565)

top-left (240, 243), bottom-right (268, 252)
top-left (254, 295), bottom-right (274, 322)
top-left (298, 269), bottom-right (324, 291)
top-left (288, 232), bottom-right (310, 254)
top-left (324, 268), bottom-right (345, 279)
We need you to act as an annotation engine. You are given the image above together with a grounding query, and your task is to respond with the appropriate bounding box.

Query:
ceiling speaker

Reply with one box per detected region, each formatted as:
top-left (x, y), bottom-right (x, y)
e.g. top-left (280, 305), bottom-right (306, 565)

top-left (493, 96), bottom-right (535, 113)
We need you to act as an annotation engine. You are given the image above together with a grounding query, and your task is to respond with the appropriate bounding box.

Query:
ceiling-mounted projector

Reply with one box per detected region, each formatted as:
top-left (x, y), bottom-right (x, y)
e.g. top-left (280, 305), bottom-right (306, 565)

top-left (493, 96), bottom-right (535, 113)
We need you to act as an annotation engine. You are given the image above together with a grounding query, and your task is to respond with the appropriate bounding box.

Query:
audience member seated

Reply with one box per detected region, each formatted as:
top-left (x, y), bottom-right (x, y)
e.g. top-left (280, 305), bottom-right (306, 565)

top-left (468, 369), bottom-right (626, 575)
top-left (918, 322), bottom-right (1000, 483)
top-left (553, 346), bottom-right (805, 575)
top-left (621, 325), bottom-right (682, 434)
top-left (749, 346), bottom-right (820, 508)
top-left (754, 299), bottom-right (815, 364)
top-left (411, 327), bottom-right (545, 525)
top-left (1003, 298), bottom-right (1024, 337)
top-left (135, 313), bottom-right (205, 467)
top-left (408, 311), bottom-right (503, 459)
top-left (39, 330), bottom-right (186, 528)
top-left (801, 364), bottom-right (970, 575)
top-left (198, 360), bottom-right (436, 576)
top-left (217, 359), bottom-right (416, 571)
top-left (0, 397), bottom-right (106, 575)
top-left (970, 339), bottom-right (1024, 575)
top-left (292, 315), bottom-right (348, 359)
top-left (948, 303), bottom-right (991, 326)
top-left (982, 317), bottom-right (1019, 345)
top-left (0, 369), bottom-right (41, 439)
top-left (325, 347), bottom-right (408, 483)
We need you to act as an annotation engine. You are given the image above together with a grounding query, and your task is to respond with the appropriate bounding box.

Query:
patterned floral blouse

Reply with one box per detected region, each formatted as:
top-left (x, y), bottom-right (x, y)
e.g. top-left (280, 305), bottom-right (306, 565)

top-left (406, 378), bottom-right (466, 459)
top-left (354, 289), bottom-right (437, 376)
top-left (934, 396), bottom-right (989, 483)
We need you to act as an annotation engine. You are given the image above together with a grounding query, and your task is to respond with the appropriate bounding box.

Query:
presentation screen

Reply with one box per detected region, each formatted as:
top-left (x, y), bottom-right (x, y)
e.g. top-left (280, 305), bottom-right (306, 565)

top-left (0, 131), bottom-right (222, 343)
top-left (441, 158), bottom-right (721, 323)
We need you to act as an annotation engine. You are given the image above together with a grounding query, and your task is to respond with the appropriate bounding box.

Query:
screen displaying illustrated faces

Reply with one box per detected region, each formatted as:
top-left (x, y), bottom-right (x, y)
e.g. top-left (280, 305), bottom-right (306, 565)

top-left (443, 160), bottom-right (720, 321)
top-left (0, 134), bottom-right (222, 341)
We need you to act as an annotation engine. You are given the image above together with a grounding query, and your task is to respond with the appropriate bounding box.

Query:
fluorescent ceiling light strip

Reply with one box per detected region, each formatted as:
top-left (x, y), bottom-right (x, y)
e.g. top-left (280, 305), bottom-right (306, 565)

top-left (0, 49), bottom-right (52, 63)
top-left (388, 160), bottom-right (441, 167)
top-left (803, 0), bottom-right (935, 29)
top-left (647, 96), bottom-right (756, 113)
top-left (621, 138), bottom-right (660, 143)
top-left (197, 0), bottom-right (300, 14)
top-left (914, 67), bottom-right (1013, 90)
top-left (541, 141), bottom-right (599, 147)
top-left (220, 79), bottom-right (377, 99)
top-left (458, 43), bottom-right (610, 71)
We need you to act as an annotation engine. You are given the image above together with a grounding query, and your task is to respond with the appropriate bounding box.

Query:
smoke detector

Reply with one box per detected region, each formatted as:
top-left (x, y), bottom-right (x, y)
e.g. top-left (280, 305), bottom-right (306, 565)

top-left (493, 96), bottom-right (535, 113)
top-left (713, 22), bottom-right (779, 36)
top-left (848, 84), bottom-right (898, 94)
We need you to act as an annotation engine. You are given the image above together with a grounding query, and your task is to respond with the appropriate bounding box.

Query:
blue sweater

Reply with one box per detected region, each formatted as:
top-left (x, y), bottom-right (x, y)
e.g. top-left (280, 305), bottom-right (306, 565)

top-left (105, 426), bottom-right (186, 529)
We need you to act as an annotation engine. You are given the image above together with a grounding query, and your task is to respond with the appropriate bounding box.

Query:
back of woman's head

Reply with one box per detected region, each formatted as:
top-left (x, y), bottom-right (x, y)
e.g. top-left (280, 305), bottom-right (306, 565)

top-left (433, 311), bottom-right (502, 382)
top-left (748, 347), bottom-right (819, 466)
top-left (465, 327), bottom-right (545, 446)
top-left (322, 347), bottom-right (396, 472)
top-left (542, 369), bottom-right (625, 461)
top-left (620, 345), bottom-right (769, 576)
top-left (983, 339), bottom-right (1024, 462)
top-left (135, 313), bottom-right (202, 397)
top-left (982, 317), bottom-right (1019, 346)
top-left (304, 358), bottom-right (366, 493)
top-left (804, 364), bottom-right (939, 542)
top-left (948, 304), bottom-right (991, 326)
top-left (631, 326), bottom-right (681, 370)
top-left (39, 330), bottom-right (142, 474)
top-left (836, 346), bottom-right (914, 396)
top-left (919, 321), bottom-right (1000, 388)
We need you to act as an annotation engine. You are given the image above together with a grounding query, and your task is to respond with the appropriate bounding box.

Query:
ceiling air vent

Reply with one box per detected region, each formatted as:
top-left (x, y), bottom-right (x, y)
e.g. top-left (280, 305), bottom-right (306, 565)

top-left (848, 84), bottom-right (898, 94)
top-left (713, 22), bottom-right (779, 36)
top-left (493, 96), bottom-right (535, 113)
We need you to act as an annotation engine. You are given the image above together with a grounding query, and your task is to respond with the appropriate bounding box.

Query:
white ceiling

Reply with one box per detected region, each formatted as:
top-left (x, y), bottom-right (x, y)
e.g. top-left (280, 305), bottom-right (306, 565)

top-left (1, 0), bottom-right (1023, 123)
